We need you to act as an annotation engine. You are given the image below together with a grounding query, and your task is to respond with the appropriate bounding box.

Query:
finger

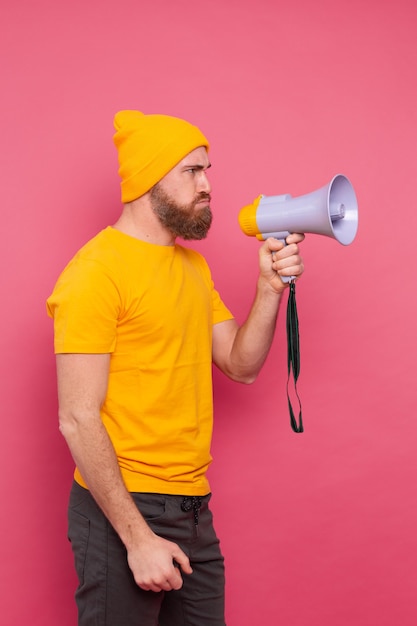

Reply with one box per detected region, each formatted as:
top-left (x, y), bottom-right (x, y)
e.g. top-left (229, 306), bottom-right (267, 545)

top-left (156, 579), bottom-right (174, 592)
top-left (280, 261), bottom-right (304, 279)
top-left (274, 253), bottom-right (303, 274)
top-left (272, 248), bottom-right (301, 269)
top-left (286, 233), bottom-right (305, 244)
top-left (148, 582), bottom-right (170, 593)
top-left (264, 237), bottom-right (285, 253)
top-left (138, 581), bottom-right (162, 593)
top-left (283, 242), bottom-right (301, 256)
top-left (168, 567), bottom-right (185, 591)
top-left (172, 548), bottom-right (193, 575)
top-left (139, 574), bottom-right (177, 593)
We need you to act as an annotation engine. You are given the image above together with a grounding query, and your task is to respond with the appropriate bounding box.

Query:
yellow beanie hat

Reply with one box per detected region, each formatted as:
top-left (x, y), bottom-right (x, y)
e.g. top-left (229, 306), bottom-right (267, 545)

top-left (113, 110), bottom-right (210, 202)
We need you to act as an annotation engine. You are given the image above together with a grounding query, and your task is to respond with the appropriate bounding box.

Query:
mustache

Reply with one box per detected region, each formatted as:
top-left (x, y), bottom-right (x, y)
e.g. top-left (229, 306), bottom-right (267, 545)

top-left (195, 192), bottom-right (211, 203)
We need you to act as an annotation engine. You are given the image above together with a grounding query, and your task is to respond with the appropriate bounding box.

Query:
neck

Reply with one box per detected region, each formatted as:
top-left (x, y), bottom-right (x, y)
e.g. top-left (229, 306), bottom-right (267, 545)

top-left (113, 196), bottom-right (175, 246)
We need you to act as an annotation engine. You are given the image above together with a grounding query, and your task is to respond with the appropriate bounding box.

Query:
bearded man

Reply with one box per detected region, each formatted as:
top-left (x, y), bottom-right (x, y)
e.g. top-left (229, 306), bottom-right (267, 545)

top-left (47, 110), bottom-right (304, 626)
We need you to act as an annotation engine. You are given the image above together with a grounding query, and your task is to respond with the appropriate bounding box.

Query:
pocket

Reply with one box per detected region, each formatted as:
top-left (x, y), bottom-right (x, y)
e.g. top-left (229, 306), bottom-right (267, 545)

top-left (68, 508), bottom-right (90, 586)
top-left (132, 493), bottom-right (167, 522)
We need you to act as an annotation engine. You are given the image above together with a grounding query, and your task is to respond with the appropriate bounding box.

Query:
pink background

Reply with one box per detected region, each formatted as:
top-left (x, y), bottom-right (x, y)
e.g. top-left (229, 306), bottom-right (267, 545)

top-left (1, 0), bottom-right (416, 624)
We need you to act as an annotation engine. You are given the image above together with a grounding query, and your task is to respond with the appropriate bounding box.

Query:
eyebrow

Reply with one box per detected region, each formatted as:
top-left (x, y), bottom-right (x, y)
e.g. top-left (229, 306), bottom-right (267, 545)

top-left (183, 162), bottom-right (212, 171)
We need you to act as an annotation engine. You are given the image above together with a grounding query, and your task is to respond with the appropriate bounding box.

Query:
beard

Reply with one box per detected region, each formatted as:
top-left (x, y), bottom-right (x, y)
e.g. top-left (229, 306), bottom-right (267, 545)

top-left (149, 184), bottom-right (213, 240)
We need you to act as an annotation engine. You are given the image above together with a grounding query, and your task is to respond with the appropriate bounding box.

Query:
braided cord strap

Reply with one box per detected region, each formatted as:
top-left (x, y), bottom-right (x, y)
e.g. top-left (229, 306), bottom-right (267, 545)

top-left (286, 282), bottom-right (304, 433)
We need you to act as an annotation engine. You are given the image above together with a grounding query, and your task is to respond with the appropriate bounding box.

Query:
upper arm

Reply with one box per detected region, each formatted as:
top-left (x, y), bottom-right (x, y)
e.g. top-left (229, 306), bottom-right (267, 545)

top-left (212, 319), bottom-right (239, 378)
top-left (56, 353), bottom-right (111, 424)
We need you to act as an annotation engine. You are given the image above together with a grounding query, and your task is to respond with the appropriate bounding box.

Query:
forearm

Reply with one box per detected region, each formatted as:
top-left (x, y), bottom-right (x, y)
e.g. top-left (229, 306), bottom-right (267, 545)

top-left (225, 276), bottom-right (283, 383)
top-left (215, 235), bottom-right (304, 383)
top-left (59, 412), bottom-right (152, 549)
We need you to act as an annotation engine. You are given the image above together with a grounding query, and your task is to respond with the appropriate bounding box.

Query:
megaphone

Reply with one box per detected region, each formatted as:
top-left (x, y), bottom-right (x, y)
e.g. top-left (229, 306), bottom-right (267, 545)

top-left (238, 174), bottom-right (358, 434)
top-left (238, 174), bottom-right (358, 247)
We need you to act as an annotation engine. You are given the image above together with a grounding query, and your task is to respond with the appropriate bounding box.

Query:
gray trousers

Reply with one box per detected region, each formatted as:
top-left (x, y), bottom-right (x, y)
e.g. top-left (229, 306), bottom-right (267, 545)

top-left (68, 481), bottom-right (226, 626)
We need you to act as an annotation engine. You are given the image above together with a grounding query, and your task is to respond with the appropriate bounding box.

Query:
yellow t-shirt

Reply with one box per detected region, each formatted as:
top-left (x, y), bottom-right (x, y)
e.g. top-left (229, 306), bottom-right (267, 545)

top-left (47, 227), bottom-right (234, 495)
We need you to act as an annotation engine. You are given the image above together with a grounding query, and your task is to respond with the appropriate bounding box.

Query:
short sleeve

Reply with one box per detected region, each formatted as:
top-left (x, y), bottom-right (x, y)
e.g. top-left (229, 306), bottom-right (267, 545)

top-left (46, 257), bottom-right (121, 354)
top-left (211, 284), bottom-right (234, 326)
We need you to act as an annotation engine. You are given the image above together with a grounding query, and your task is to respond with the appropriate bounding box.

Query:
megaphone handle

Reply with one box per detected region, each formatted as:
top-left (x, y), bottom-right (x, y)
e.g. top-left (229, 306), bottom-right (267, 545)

top-left (276, 237), bottom-right (295, 284)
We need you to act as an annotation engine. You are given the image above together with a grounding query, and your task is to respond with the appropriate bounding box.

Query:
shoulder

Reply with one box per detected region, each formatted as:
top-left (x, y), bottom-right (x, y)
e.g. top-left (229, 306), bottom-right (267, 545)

top-left (176, 244), bottom-right (211, 273)
top-left (47, 228), bottom-right (124, 309)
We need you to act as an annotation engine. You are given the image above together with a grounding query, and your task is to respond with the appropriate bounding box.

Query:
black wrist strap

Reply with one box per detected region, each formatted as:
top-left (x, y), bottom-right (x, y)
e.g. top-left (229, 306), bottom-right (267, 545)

top-left (286, 281), bottom-right (304, 433)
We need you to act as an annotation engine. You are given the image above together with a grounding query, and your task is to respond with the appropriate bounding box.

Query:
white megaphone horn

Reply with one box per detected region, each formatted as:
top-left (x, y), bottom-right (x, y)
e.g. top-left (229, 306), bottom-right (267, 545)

top-left (238, 174), bottom-right (359, 249)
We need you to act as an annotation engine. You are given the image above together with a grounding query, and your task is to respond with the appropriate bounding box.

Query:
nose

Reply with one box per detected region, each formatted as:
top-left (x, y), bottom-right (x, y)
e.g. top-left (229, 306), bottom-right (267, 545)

top-left (198, 171), bottom-right (212, 194)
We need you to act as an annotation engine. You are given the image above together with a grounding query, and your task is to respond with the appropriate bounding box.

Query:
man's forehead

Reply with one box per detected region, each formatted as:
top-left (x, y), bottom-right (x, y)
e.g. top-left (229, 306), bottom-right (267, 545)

top-left (181, 146), bottom-right (210, 167)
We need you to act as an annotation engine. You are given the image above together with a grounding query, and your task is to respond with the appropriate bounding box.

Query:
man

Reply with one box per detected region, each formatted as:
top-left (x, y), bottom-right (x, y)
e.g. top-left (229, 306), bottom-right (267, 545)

top-left (47, 110), bottom-right (304, 626)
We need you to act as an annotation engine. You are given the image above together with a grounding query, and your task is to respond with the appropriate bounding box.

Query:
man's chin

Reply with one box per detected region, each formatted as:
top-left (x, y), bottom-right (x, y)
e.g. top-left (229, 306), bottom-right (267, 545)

top-left (180, 227), bottom-right (211, 241)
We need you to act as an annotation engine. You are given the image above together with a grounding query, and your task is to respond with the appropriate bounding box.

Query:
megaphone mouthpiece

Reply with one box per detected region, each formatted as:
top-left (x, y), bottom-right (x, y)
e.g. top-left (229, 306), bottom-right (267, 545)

top-left (330, 203), bottom-right (345, 221)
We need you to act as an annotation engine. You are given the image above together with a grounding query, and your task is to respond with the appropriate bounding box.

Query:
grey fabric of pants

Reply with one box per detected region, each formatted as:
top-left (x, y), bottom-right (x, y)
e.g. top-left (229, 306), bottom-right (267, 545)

top-left (68, 481), bottom-right (226, 626)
